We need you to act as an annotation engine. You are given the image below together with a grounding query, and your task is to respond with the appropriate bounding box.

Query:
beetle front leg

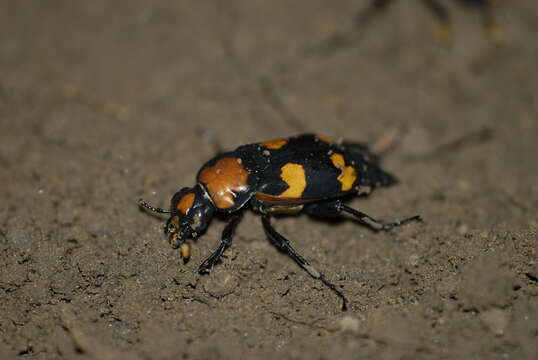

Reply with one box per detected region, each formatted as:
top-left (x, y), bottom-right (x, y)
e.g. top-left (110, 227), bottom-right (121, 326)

top-left (261, 214), bottom-right (348, 311)
top-left (198, 215), bottom-right (242, 273)
top-left (305, 200), bottom-right (422, 231)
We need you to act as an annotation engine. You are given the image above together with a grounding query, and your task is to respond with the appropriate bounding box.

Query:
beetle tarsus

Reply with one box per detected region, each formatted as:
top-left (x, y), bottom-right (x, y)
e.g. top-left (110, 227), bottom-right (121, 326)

top-left (261, 214), bottom-right (348, 311)
top-left (341, 204), bottom-right (422, 231)
top-left (305, 200), bottom-right (421, 231)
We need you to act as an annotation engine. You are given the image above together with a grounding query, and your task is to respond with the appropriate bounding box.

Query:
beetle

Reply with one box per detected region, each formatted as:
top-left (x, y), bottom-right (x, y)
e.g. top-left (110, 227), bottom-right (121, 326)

top-left (139, 134), bottom-right (421, 310)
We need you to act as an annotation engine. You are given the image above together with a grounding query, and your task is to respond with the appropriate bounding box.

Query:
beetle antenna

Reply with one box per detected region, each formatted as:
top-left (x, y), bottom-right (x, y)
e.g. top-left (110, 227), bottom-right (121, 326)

top-left (138, 198), bottom-right (171, 214)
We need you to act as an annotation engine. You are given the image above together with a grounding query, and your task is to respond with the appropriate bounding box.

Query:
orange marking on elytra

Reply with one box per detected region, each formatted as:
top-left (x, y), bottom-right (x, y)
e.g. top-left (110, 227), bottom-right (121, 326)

top-left (279, 163), bottom-right (306, 198)
top-left (261, 139), bottom-right (287, 150)
top-left (316, 135), bottom-right (333, 144)
top-left (331, 153), bottom-right (356, 191)
top-left (198, 157), bottom-right (250, 209)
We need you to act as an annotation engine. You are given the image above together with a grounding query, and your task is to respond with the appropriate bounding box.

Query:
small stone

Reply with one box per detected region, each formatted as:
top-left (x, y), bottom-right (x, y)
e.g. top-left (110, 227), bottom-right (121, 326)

top-left (459, 254), bottom-right (515, 310)
top-left (408, 254), bottom-right (420, 267)
top-left (457, 224), bottom-right (469, 235)
top-left (480, 308), bottom-right (509, 336)
top-left (202, 269), bottom-right (237, 299)
top-left (338, 315), bottom-right (361, 333)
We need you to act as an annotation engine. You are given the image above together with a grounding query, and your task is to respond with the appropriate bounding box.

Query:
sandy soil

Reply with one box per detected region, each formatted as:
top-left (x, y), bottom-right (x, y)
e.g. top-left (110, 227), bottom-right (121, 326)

top-left (1, 1), bottom-right (538, 359)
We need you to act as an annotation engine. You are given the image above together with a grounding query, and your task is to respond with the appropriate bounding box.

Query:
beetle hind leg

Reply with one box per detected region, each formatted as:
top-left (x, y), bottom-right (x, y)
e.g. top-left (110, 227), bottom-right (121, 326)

top-left (342, 204), bottom-right (422, 230)
top-left (305, 200), bottom-right (422, 231)
top-left (261, 214), bottom-right (348, 311)
top-left (198, 215), bottom-right (242, 273)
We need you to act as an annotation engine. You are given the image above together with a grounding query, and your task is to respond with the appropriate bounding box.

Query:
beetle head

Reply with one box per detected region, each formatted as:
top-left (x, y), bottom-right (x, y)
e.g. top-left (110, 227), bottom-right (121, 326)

top-left (165, 184), bottom-right (214, 248)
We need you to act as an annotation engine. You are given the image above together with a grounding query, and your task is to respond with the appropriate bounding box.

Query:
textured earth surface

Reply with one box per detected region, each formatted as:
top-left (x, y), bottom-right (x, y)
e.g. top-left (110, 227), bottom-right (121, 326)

top-left (1, 1), bottom-right (538, 359)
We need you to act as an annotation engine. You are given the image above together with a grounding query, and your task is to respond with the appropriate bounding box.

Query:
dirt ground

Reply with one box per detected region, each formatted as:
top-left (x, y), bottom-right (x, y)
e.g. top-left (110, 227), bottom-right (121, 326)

top-left (1, 1), bottom-right (538, 359)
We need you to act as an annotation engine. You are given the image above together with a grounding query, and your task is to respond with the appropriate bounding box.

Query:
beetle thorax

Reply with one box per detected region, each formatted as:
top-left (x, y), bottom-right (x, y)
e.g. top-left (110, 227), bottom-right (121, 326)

top-left (197, 156), bottom-right (251, 210)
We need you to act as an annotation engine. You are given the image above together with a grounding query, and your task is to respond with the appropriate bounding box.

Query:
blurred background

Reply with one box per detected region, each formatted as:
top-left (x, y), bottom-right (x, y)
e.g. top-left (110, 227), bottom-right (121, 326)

top-left (1, 1), bottom-right (537, 359)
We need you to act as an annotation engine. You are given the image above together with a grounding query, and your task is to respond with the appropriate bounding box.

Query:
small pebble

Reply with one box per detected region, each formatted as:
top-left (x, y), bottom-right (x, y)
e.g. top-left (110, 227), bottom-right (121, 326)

top-left (338, 315), bottom-right (361, 333)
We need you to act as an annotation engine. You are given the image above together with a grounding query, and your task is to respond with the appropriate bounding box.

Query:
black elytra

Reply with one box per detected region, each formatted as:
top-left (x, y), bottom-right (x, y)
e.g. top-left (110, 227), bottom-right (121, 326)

top-left (139, 134), bottom-right (422, 310)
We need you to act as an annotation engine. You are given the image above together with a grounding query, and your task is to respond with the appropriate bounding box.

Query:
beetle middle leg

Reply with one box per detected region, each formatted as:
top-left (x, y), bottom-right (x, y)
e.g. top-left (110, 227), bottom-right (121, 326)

top-left (305, 200), bottom-right (422, 231)
top-left (198, 214), bottom-right (242, 273)
top-left (261, 214), bottom-right (348, 311)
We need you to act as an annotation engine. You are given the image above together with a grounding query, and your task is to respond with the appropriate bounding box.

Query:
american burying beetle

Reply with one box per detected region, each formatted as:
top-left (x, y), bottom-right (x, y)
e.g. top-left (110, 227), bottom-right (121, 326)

top-left (139, 134), bottom-right (421, 310)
